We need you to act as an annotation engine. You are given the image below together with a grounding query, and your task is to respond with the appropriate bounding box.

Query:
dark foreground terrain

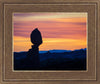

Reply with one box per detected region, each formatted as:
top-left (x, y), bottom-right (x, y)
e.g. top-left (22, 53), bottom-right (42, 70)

top-left (14, 48), bottom-right (86, 70)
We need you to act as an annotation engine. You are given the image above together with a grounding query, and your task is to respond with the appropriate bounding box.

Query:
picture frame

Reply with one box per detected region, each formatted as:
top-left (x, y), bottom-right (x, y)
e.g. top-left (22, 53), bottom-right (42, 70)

top-left (0, 0), bottom-right (100, 84)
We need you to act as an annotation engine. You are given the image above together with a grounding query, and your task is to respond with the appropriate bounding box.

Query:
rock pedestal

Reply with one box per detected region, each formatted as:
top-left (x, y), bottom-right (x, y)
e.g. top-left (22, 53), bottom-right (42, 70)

top-left (26, 28), bottom-right (42, 69)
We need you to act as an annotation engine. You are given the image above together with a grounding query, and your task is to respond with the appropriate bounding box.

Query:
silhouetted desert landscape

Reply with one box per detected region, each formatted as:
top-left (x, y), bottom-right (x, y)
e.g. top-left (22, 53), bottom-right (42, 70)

top-left (14, 48), bottom-right (86, 70)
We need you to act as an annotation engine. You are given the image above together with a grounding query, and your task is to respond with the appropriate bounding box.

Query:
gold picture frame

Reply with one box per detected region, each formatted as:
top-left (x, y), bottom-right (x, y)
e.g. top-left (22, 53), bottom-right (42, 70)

top-left (0, 0), bottom-right (100, 84)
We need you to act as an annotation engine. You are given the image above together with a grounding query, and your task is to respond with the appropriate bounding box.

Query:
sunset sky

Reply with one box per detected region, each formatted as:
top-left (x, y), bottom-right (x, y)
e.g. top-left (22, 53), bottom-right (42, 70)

top-left (13, 12), bottom-right (87, 52)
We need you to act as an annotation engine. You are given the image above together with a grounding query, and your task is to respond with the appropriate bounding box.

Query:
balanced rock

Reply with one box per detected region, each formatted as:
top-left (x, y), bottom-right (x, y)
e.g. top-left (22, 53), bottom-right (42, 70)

top-left (31, 28), bottom-right (42, 45)
top-left (25, 28), bottom-right (43, 69)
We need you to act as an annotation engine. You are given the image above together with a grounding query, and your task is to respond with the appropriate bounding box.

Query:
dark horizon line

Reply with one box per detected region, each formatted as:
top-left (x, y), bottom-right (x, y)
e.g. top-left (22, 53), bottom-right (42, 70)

top-left (14, 48), bottom-right (87, 53)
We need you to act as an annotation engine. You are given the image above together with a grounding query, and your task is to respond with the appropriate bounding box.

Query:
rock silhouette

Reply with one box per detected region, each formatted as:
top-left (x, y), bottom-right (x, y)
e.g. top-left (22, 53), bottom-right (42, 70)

top-left (31, 28), bottom-right (42, 45)
top-left (25, 28), bottom-right (42, 69)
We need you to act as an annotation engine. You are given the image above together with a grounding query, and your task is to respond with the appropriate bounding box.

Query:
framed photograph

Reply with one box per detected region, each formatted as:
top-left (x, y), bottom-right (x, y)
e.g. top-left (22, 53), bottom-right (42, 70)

top-left (0, 0), bottom-right (100, 84)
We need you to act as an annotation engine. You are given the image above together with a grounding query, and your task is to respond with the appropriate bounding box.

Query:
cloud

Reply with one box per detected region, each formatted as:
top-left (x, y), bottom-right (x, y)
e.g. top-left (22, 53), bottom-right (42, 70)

top-left (14, 20), bottom-right (86, 39)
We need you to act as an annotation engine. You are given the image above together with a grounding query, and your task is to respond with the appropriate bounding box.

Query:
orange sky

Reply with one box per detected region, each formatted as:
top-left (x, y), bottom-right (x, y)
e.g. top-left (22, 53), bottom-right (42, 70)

top-left (13, 13), bottom-right (87, 52)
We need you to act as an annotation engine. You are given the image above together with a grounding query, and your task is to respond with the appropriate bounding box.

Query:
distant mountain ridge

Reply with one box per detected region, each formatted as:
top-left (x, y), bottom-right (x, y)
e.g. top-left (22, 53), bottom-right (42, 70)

top-left (14, 48), bottom-right (87, 54)
top-left (39, 50), bottom-right (71, 54)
